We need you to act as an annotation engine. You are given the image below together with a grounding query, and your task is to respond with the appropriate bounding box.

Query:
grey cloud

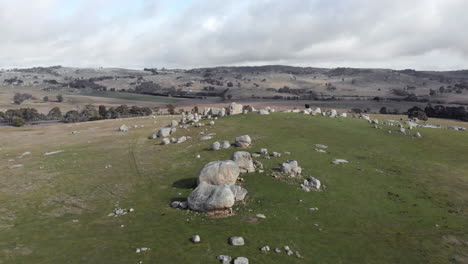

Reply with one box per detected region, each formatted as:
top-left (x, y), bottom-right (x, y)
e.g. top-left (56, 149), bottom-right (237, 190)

top-left (0, 0), bottom-right (467, 70)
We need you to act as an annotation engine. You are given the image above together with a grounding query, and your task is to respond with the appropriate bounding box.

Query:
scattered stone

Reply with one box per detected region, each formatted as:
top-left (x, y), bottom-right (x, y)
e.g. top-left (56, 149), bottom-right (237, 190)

top-left (233, 257), bottom-right (249, 264)
top-left (217, 255), bottom-right (232, 264)
top-left (220, 141), bottom-right (231, 149)
top-left (9, 164), bottom-right (24, 169)
top-left (200, 136), bottom-right (213, 141)
top-left (332, 159), bottom-right (349, 165)
top-left (161, 138), bottom-right (171, 145)
top-left (399, 127), bottom-right (406, 134)
top-left (119, 125), bottom-right (129, 132)
top-left (228, 185), bottom-right (248, 201)
top-left (284, 151), bottom-right (291, 155)
top-left (258, 109), bottom-right (270, 115)
top-left (235, 135), bottom-right (252, 148)
top-left (229, 237), bottom-right (245, 246)
top-left (198, 160), bottom-right (240, 185)
top-left (231, 151), bottom-right (255, 173)
top-left (176, 136), bottom-right (187, 144)
top-left (228, 102), bottom-right (243, 115)
top-left (253, 160), bottom-right (264, 170)
top-left (157, 127), bottom-right (172, 138)
top-left (170, 138), bottom-right (177, 143)
top-left (284, 246), bottom-right (294, 256)
top-left (135, 247), bottom-right (150, 253)
top-left (18, 151), bottom-right (31, 158)
top-left (261, 246), bottom-right (270, 252)
top-left (211, 141), bottom-right (221, 150)
top-left (414, 132), bottom-right (422, 138)
top-left (209, 121), bottom-right (215, 126)
top-left (260, 148), bottom-right (268, 155)
top-left (196, 154), bottom-right (201, 159)
top-left (179, 201), bottom-right (188, 209)
top-left (71, 131), bottom-right (80, 135)
top-left (300, 184), bottom-right (310, 192)
top-left (170, 120), bottom-right (178, 127)
top-left (271, 152), bottom-right (281, 157)
top-left (315, 144), bottom-right (328, 149)
top-left (274, 248), bottom-right (281, 253)
top-left (170, 201), bottom-right (181, 208)
top-left (280, 160), bottom-right (302, 176)
top-left (252, 153), bottom-right (261, 158)
top-left (44, 150), bottom-right (64, 156)
top-left (315, 148), bottom-right (326, 153)
top-left (256, 214), bottom-right (266, 219)
top-left (304, 177), bottom-right (321, 190)
top-left (191, 235), bottom-right (201, 243)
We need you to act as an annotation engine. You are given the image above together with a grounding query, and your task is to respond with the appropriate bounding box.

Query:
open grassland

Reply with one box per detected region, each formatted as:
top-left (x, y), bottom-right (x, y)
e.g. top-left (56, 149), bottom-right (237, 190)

top-left (0, 113), bottom-right (467, 263)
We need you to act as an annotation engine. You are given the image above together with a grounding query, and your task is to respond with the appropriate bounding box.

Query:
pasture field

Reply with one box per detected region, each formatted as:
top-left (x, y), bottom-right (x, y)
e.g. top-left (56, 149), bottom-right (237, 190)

top-left (0, 113), bottom-right (467, 263)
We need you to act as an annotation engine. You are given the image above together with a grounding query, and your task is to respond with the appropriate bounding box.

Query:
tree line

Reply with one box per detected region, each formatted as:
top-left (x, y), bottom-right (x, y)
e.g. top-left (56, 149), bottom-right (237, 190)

top-left (0, 104), bottom-right (153, 127)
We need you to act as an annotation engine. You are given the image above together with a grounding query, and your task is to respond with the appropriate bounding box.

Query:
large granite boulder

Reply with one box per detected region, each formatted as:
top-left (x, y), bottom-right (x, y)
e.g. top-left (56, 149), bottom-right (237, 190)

top-left (187, 182), bottom-right (235, 212)
top-left (229, 102), bottom-right (243, 115)
top-left (235, 135), bottom-right (252, 148)
top-left (198, 160), bottom-right (240, 185)
top-left (231, 151), bottom-right (255, 173)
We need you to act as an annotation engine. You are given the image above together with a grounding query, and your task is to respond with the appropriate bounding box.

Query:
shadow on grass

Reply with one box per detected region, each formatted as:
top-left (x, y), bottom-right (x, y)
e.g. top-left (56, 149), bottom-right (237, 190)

top-left (172, 178), bottom-right (197, 189)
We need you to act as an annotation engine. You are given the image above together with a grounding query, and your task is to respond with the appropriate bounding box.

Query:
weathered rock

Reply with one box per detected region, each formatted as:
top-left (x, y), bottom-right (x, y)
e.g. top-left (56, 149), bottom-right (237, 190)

top-left (253, 160), bottom-right (264, 170)
top-left (217, 255), bottom-right (232, 264)
top-left (177, 136), bottom-right (187, 144)
top-left (170, 201), bottom-right (181, 208)
top-left (170, 120), bottom-right (178, 127)
top-left (261, 245), bottom-right (270, 252)
top-left (271, 152), bottom-right (281, 157)
top-left (200, 136), bottom-right (212, 141)
top-left (235, 135), bottom-right (252, 148)
top-left (211, 141), bottom-right (221, 150)
top-left (220, 141), bottom-right (231, 149)
top-left (315, 144), bottom-right (328, 149)
top-left (332, 159), bottom-right (348, 165)
top-left (260, 148), bottom-right (268, 155)
top-left (198, 160), bottom-right (240, 185)
top-left (209, 121), bottom-right (215, 126)
top-left (234, 257), bottom-right (249, 264)
top-left (258, 109), bottom-right (270, 115)
top-left (400, 127), bottom-right (406, 134)
top-left (179, 201), bottom-right (188, 209)
top-left (119, 125), bottom-right (129, 132)
top-left (157, 127), bottom-right (172, 138)
top-left (228, 185), bottom-right (248, 201)
top-left (170, 137), bottom-right (177, 143)
top-left (191, 235), bottom-right (201, 243)
top-left (229, 102), bottom-right (243, 115)
top-left (327, 109), bottom-right (337, 118)
top-left (310, 107), bottom-right (322, 115)
top-left (161, 138), bottom-right (171, 145)
top-left (281, 160), bottom-right (302, 176)
top-left (187, 182), bottom-right (235, 212)
top-left (315, 148), bottom-right (326, 153)
top-left (231, 151), bottom-right (255, 173)
top-left (300, 184), bottom-right (310, 192)
top-left (340, 112), bottom-right (348, 118)
top-left (414, 132), bottom-right (422, 138)
top-left (305, 177), bottom-right (321, 189)
top-left (229, 237), bottom-right (245, 246)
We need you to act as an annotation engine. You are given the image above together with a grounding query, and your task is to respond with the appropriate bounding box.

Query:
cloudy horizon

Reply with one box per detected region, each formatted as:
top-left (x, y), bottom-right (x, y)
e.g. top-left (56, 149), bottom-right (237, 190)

top-left (1, 0), bottom-right (467, 71)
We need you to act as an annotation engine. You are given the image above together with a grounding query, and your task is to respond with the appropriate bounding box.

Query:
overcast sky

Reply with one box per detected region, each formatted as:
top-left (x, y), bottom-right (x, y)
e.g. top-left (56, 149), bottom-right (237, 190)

top-left (0, 0), bottom-right (467, 70)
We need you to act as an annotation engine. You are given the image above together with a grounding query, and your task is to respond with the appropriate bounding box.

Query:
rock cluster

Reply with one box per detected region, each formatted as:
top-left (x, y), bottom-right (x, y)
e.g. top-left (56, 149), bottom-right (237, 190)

top-left (280, 160), bottom-right (302, 176)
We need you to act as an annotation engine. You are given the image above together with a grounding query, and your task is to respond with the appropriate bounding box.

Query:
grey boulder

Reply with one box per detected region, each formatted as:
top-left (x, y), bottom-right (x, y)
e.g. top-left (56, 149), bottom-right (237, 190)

top-left (198, 160), bottom-right (240, 185)
top-left (231, 151), bottom-right (255, 173)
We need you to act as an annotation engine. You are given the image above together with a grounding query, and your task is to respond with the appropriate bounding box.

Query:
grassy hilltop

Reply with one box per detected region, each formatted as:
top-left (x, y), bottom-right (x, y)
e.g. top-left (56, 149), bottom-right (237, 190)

top-left (0, 113), bottom-right (467, 263)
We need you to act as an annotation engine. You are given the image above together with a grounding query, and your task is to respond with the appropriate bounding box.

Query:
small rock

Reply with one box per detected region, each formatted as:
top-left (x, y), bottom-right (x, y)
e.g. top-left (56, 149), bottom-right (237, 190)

top-left (332, 159), bottom-right (348, 165)
top-left (191, 235), bottom-right (201, 243)
top-left (260, 148), bottom-right (268, 155)
top-left (274, 248), bottom-right (281, 253)
top-left (220, 141), bottom-right (231, 149)
top-left (256, 214), bottom-right (266, 219)
top-left (315, 144), bottom-right (328, 149)
top-left (271, 152), bottom-right (281, 157)
top-left (233, 257), bottom-right (249, 264)
top-left (171, 201), bottom-right (181, 208)
top-left (217, 255), bottom-right (232, 264)
top-left (161, 138), bottom-right (171, 145)
top-left (260, 245), bottom-right (270, 252)
top-left (211, 141), bottom-right (221, 150)
top-left (229, 237), bottom-right (245, 246)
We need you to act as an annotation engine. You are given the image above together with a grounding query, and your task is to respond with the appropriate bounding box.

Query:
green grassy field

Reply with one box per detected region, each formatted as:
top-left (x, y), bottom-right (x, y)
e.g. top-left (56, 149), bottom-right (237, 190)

top-left (0, 114), bottom-right (467, 263)
top-left (82, 91), bottom-right (180, 103)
